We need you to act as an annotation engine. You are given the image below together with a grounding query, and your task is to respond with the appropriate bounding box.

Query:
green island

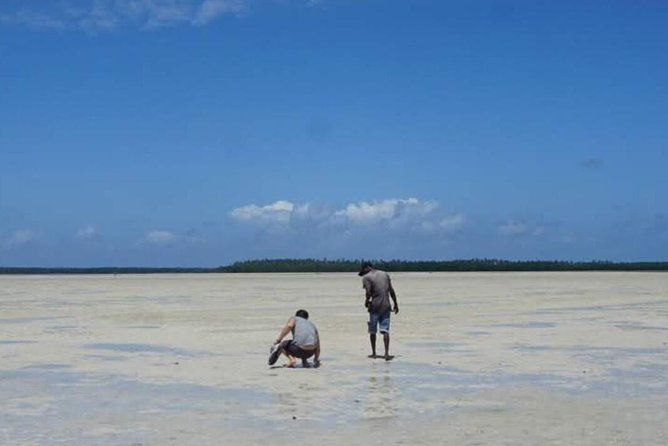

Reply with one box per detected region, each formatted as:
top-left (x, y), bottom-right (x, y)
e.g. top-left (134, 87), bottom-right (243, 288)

top-left (1, 258), bottom-right (667, 274)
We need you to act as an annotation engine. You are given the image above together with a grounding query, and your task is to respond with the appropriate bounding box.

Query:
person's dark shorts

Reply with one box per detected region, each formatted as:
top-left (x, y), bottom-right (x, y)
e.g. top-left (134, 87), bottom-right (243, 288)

top-left (368, 311), bottom-right (391, 334)
top-left (280, 340), bottom-right (315, 360)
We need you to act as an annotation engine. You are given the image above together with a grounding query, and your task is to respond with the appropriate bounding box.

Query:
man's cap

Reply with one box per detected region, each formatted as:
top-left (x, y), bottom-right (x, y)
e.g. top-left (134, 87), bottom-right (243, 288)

top-left (358, 261), bottom-right (373, 276)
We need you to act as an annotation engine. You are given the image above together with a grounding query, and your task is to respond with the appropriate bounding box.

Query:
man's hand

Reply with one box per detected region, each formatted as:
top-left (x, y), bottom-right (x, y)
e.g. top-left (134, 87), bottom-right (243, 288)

top-left (393, 305), bottom-right (399, 315)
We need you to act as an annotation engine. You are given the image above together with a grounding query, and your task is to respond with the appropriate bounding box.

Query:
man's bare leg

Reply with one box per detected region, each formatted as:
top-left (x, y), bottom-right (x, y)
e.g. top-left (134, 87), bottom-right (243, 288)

top-left (382, 332), bottom-right (391, 360)
top-left (368, 333), bottom-right (377, 358)
top-left (283, 352), bottom-right (296, 368)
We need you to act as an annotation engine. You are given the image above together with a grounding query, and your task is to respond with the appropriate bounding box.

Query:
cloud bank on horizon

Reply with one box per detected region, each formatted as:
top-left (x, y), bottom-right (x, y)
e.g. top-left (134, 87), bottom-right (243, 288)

top-left (1, 197), bottom-right (586, 266)
top-left (1, 195), bottom-right (665, 267)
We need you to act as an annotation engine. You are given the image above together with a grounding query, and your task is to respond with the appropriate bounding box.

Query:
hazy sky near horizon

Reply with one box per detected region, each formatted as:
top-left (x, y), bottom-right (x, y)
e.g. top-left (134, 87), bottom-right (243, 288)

top-left (1, 0), bottom-right (667, 267)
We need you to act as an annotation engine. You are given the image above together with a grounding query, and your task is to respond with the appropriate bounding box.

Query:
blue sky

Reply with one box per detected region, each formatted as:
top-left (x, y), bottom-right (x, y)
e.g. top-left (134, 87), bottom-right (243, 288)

top-left (1, 0), bottom-right (667, 267)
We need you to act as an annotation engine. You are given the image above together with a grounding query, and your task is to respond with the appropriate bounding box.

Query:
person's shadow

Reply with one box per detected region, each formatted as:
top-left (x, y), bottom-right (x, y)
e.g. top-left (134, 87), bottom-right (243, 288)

top-left (368, 354), bottom-right (396, 361)
top-left (268, 361), bottom-right (321, 369)
top-left (364, 369), bottom-right (396, 417)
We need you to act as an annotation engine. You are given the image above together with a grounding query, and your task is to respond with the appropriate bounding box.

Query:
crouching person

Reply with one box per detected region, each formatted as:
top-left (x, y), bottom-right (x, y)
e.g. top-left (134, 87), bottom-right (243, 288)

top-left (270, 309), bottom-right (320, 368)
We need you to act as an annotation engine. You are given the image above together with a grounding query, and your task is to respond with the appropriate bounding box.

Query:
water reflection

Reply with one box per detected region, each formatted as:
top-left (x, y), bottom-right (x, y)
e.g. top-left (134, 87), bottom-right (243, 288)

top-left (363, 365), bottom-right (396, 419)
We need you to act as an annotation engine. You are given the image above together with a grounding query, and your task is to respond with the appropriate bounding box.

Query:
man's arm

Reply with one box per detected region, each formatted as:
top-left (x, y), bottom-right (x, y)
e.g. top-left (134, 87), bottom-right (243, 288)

top-left (389, 278), bottom-right (399, 314)
top-left (364, 288), bottom-right (372, 309)
top-left (363, 278), bottom-right (372, 309)
top-left (275, 318), bottom-right (295, 344)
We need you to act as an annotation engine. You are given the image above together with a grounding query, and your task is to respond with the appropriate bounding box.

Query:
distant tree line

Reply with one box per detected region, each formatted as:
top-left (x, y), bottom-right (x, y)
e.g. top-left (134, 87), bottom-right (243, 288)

top-left (0, 267), bottom-right (213, 275)
top-left (218, 258), bottom-right (668, 273)
top-left (2, 259), bottom-right (667, 275)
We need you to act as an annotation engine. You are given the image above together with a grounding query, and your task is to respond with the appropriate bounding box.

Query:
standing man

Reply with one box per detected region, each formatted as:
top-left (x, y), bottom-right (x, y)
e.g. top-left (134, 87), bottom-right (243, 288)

top-left (358, 261), bottom-right (399, 360)
top-left (269, 309), bottom-right (321, 368)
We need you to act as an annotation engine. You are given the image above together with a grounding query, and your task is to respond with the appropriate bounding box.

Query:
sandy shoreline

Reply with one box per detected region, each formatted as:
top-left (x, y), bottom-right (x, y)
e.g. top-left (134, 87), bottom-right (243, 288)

top-left (1, 272), bottom-right (667, 445)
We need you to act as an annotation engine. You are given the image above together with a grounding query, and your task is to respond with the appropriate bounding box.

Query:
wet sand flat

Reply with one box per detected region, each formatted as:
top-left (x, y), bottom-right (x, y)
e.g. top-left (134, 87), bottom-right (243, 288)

top-left (1, 272), bottom-right (667, 445)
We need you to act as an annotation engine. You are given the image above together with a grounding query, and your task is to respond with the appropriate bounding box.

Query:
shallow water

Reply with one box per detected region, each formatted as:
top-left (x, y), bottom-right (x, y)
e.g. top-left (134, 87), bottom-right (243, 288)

top-left (1, 272), bottom-right (667, 445)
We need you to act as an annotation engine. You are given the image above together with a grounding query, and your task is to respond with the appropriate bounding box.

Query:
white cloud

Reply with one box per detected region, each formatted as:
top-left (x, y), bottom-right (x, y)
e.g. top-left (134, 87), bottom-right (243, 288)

top-left (193, 0), bottom-right (245, 25)
top-left (439, 213), bottom-right (466, 233)
top-left (230, 200), bottom-right (295, 223)
top-left (0, 0), bottom-right (247, 31)
top-left (331, 198), bottom-right (441, 229)
top-left (291, 202), bottom-right (334, 223)
top-left (336, 198), bottom-right (412, 224)
top-left (145, 230), bottom-right (177, 244)
top-left (0, 10), bottom-right (67, 30)
top-left (5, 229), bottom-right (35, 248)
top-left (76, 225), bottom-right (97, 240)
top-left (230, 198), bottom-right (466, 236)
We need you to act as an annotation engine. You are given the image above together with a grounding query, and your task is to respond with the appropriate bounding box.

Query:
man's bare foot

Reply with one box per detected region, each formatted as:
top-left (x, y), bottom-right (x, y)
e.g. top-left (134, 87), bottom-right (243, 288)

top-left (284, 361), bottom-right (296, 368)
top-left (384, 355), bottom-right (395, 361)
top-left (368, 354), bottom-right (377, 359)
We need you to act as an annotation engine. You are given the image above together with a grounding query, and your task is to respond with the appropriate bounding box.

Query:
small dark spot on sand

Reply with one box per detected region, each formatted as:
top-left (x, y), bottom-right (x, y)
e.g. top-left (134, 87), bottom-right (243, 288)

top-left (355, 399), bottom-right (360, 403)
top-left (292, 416), bottom-right (297, 420)
top-left (174, 362), bottom-right (179, 365)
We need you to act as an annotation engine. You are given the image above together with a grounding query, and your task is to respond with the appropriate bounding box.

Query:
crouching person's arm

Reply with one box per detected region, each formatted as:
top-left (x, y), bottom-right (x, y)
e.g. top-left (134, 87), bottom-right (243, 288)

top-left (275, 318), bottom-right (295, 344)
top-left (314, 330), bottom-right (321, 367)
